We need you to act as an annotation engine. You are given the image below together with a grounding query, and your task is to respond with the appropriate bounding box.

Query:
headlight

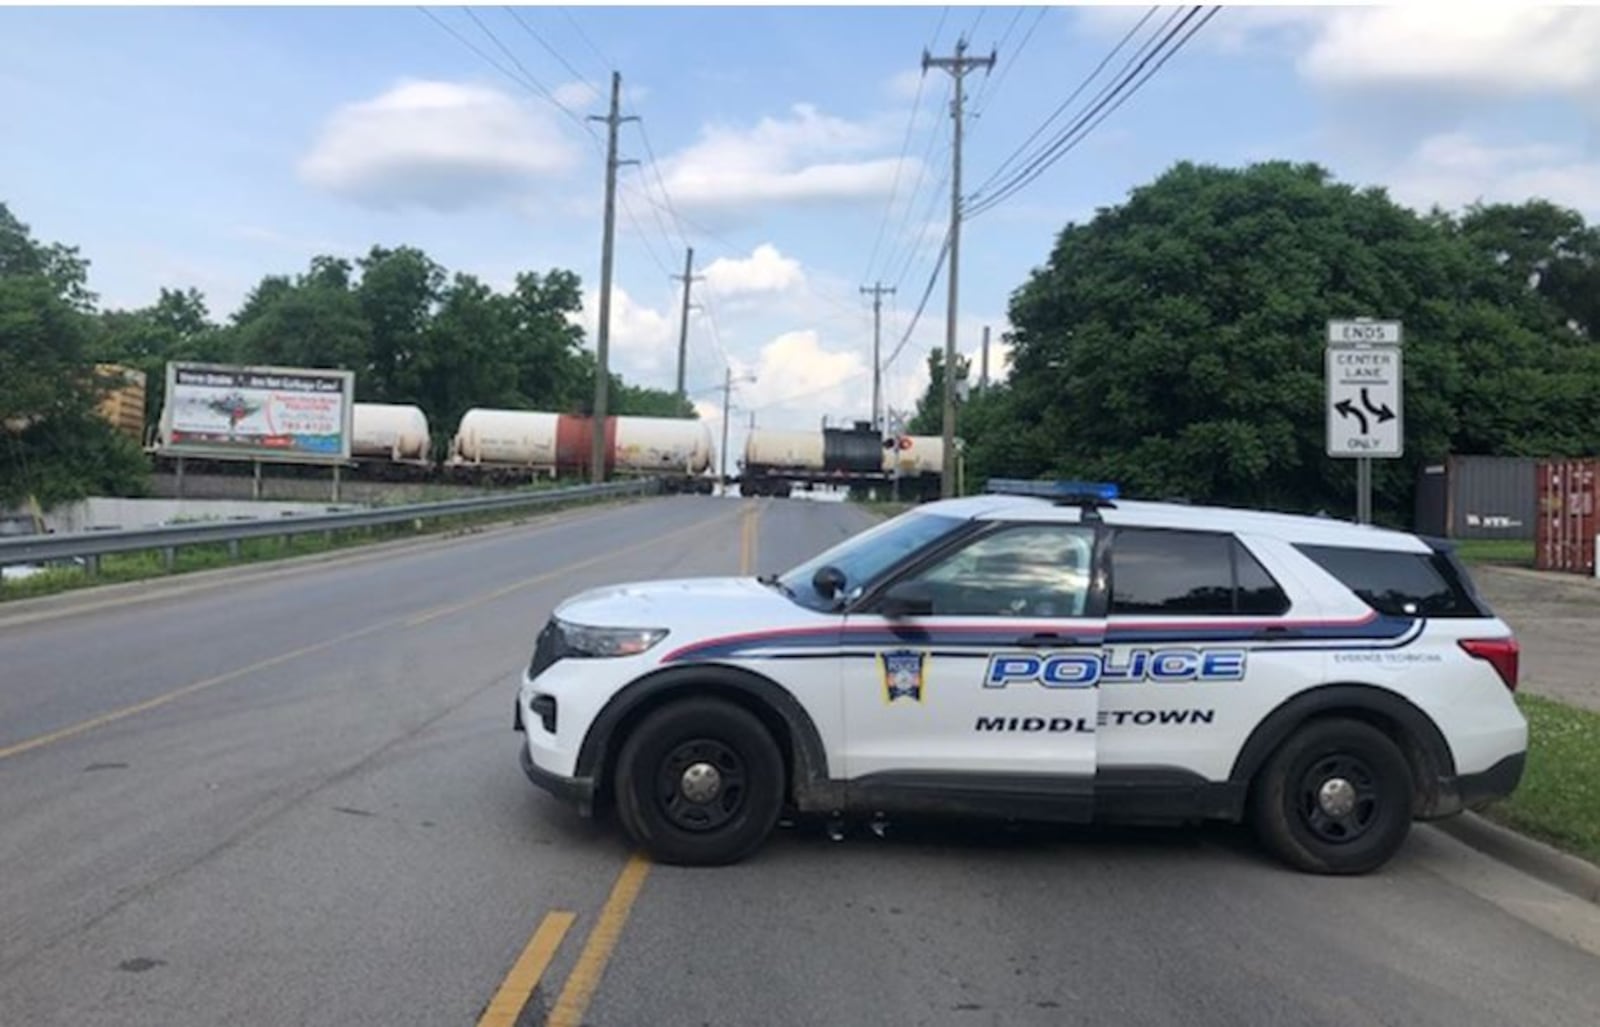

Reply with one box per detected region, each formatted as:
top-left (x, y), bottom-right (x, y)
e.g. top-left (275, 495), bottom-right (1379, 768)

top-left (556, 619), bottom-right (669, 658)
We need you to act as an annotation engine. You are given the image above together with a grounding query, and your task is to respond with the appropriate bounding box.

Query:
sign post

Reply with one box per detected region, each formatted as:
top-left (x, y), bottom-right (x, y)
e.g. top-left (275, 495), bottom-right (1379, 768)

top-left (1326, 320), bottom-right (1403, 524)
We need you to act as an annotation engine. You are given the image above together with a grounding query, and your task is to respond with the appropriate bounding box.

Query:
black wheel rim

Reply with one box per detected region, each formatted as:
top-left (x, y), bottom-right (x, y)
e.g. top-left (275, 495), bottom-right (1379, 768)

top-left (1296, 753), bottom-right (1380, 844)
top-left (656, 738), bottom-right (747, 832)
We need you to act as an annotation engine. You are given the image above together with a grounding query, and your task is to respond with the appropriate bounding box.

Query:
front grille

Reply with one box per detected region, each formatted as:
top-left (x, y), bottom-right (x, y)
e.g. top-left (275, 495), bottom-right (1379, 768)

top-left (529, 619), bottom-right (565, 678)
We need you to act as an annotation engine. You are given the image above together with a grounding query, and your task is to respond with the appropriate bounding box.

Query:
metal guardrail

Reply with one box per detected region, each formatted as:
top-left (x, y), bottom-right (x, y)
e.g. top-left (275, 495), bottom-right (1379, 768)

top-left (0, 479), bottom-right (658, 572)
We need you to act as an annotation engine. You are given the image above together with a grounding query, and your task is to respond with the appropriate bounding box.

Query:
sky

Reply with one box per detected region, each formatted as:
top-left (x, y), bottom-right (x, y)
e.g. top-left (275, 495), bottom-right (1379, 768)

top-left (4, 3), bottom-right (1600, 469)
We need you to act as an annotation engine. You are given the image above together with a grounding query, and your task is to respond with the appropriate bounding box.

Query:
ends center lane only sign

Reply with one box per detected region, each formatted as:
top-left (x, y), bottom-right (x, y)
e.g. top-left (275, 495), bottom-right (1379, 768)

top-left (1326, 331), bottom-right (1403, 458)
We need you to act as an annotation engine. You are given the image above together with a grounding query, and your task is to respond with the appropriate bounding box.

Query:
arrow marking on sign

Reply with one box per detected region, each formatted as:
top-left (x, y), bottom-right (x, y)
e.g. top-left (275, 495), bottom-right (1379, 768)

top-left (1334, 398), bottom-right (1369, 434)
top-left (1360, 387), bottom-right (1395, 423)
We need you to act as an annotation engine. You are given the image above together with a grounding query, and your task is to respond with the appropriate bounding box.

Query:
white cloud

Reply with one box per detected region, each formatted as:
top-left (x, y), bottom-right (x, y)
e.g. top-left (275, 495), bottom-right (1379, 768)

top-left (703, 244), bottom-right (805, 297)
top-left (1299, 7), bottom-right (1600, 95)
top-left (658, 104), bottom-right (916, 213)
top-left (298, 79), bottom-right (581, 211)
top-left (744, 329), bottom-right (869, 419)
top-left (1387, 132), bottom-right (1600, 219)
top-left (572, 286), bottom-right (676, 375)
top-left (552, 80), bottom-right (601, 111)
top-left (886, 68), bottom-right (926, 101)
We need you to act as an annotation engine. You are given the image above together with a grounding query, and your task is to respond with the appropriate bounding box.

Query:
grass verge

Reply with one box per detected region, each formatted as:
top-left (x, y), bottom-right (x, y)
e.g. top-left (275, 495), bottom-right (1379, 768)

top-left (0, 494), bottom-right (640, 604)
top-left (1479, 693), bottom-right (1600, 866)
top-left (1454, 538), bottom-right (1535, 566)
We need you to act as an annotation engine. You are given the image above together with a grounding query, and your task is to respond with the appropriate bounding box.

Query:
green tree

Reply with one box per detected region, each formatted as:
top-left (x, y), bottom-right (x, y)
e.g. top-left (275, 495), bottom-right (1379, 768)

top-left (907, 347), bottom-right (969, 435)
top-left (985, 161), bottom-right (1600, 519)
top-left (96, 287), bottom-right (230, 430)
top-left (355, 245), bottom-right (444, 403)
top-left (1, 204), bottom-right (147, 506)
top-left (231, 255), bottom-right (371, 372)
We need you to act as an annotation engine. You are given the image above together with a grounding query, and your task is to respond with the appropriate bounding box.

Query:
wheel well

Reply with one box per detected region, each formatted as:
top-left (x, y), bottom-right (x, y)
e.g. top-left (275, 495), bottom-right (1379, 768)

top-left (577, 666), bottom-right (832, 815)
top-left (1231, 685), bottom-right (1456, 818)
top-left (598, 684), bottom-right (797, 809)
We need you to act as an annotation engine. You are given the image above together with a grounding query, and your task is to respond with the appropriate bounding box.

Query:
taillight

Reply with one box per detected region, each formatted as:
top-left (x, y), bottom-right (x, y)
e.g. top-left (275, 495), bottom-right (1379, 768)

top-left (1460, 638), bottom-right (1520, 692)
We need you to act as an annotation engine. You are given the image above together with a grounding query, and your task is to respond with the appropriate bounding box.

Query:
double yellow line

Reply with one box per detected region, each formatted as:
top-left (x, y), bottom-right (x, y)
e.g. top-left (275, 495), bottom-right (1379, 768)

top-left (479, 498), bottom-right (762, 1027)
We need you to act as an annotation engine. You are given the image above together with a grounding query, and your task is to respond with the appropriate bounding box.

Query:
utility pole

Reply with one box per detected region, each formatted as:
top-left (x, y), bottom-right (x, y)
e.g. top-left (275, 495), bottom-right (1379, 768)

top-left (860, 282), bottom-right (896, 433)
top-left (588, 70), bottom-right (638, 482)
top-left (923, 37), bottom-right (994, 498)
top-left (672, 247), bottom-right (701, 402)
top-left (714, 367), bottom-right (757, 495)
top-left (720, 365), bottom-right (732, 495)
top-left (980, 324), bottom-right (991, 391)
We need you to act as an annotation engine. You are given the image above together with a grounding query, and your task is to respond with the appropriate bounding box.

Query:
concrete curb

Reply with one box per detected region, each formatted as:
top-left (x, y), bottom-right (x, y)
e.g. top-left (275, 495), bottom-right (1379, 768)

top-left (1432, 812), bottom-right (1600, 905)
top-left (0, 496), bottom-right (648, 630)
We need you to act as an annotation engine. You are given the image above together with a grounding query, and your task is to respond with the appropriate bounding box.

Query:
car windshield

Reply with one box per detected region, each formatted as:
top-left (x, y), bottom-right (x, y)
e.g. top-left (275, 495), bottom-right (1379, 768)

top-left (775, 510), bottom-right (965, 609)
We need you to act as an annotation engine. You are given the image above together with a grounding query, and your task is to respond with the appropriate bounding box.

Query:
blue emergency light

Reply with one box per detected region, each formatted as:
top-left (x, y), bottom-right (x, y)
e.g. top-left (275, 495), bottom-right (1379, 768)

top-left (984, 478), bottom-right (1121, 501)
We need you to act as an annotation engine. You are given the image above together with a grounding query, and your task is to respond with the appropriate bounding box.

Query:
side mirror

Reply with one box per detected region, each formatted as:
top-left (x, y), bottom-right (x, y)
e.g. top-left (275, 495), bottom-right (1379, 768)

top-left (879, 580), bottom-right (935, 618)
top-left (812, 565), bottom-right (847, 600)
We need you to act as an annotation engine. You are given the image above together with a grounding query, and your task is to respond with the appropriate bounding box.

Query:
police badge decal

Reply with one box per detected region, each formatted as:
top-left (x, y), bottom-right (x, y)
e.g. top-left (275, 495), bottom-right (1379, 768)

top-left (880, 649), bottom-right (927, 704)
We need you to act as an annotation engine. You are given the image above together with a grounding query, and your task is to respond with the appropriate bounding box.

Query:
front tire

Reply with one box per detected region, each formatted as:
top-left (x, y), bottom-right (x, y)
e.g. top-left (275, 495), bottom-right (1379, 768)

top-left (1250, 718), bottom-right (1415, 875)
top-left (613, 698), bottom-right (784, 866)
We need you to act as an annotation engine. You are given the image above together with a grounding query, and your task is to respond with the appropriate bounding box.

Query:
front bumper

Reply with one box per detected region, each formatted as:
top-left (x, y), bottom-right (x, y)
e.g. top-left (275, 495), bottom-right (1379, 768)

top-left (519, 742), bottom-right (598, 817)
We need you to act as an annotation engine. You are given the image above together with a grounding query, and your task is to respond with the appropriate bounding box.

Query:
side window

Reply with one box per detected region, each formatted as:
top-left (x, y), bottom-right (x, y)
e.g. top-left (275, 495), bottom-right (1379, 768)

top-left (901, 524), bottom-right (1095, 618)
top-left (1111, 530), bottom-right (1234, 615)
top-left (1233, 540), bottom-right (1292, 615)
top-left (1111, 529), bottom-right (1290, 616)
top-left (1295, 545), bottom-right (1485, 618)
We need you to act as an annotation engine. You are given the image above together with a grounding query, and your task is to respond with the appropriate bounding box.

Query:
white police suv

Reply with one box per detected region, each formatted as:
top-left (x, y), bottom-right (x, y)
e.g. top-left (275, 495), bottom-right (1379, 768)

top-left (514, 481), bottom-right (1526, 874)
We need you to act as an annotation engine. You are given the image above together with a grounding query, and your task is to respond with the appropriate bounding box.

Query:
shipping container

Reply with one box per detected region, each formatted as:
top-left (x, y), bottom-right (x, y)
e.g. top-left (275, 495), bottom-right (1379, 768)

top-left (1413, 455), bottom-right (1538, 540)
top-left (1535, 459), bottom-right (1598, 576)
top-left (94, 364), bottom-right (147, 442)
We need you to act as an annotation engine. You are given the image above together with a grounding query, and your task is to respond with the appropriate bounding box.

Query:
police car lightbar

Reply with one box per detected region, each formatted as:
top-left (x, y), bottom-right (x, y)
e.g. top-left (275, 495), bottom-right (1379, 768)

top-left (984, 479), bottom-right (1120, 505)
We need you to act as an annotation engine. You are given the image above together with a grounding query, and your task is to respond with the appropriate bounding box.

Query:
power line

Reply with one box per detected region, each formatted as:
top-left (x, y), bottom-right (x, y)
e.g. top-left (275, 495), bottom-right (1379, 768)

top-left (882, 229), bottom-right (951, 372)
top-left (888, 161), bottom-right (951, 290)
top-left (558, 6), bottom-right (614, 74)
top-left (968, 5), bottom-right (1162, 203)
top-left (458, 7), bottom-right (593, 136)
top-left (418, 8), bottom-right (561, 111)
top-left (968, 6), bottom-right (1217, 219)
top-left (503, 6), bottom-right (599, 94)
top-left (971, 7), bottom-right (1047, 118)
top-left (861, 67), bottom-right (929, 285)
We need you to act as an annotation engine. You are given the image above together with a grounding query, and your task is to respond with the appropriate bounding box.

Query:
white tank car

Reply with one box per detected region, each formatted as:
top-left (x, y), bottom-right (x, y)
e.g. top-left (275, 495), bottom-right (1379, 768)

top-left (351, 403), bottom-right (431, 462)
top-left (452, 409), bottom-right (560, 467)
top-left (614, 416), bottom-right (714, 474)
top-left (883, 434), bottom-right (944, 475)
top-left (743, 429), bottom-right (826, 470)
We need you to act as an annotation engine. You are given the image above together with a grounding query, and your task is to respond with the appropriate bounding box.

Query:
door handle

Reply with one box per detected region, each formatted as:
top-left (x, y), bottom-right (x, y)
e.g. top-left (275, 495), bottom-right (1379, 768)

top-left (1252, 625), bottom-right (1302, 640)
top-left (1014, 632), bottom-right (1085, 647)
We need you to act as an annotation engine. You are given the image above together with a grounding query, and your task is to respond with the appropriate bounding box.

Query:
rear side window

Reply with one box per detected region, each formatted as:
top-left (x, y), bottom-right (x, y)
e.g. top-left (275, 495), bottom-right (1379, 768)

top-left (1111, 529), bottom-right (1290, 616)
top-left (1295, 545), bottom-right (1487, 618)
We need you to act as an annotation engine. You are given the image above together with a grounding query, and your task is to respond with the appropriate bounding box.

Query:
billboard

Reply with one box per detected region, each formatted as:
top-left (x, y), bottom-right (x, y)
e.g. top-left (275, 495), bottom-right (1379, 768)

top-left (158, 362), bottom-right (354, 464)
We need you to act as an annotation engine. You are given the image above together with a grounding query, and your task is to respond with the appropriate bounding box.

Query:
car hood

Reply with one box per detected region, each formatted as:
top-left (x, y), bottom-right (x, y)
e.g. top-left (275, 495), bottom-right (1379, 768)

top-left (553, 576), bottom-right (794, 629)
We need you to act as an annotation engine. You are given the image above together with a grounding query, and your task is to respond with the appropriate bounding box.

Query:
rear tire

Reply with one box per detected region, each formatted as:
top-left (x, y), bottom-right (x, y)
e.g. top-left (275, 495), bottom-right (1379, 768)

top-left (1250, 717), bottom-right (1414, 875)
top-left (613, 698), bottom-right (784, 866)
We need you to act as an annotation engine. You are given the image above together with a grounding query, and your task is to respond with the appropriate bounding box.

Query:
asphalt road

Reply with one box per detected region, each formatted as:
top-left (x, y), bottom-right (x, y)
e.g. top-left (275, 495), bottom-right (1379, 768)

top-left (2, 494), bottom-right (1598, 1027)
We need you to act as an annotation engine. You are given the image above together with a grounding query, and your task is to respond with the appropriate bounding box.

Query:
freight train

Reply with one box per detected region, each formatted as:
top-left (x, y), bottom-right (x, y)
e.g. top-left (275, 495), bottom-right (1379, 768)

top-left (151, 404), bottom-right (944, 499)
top-left (152, 404), bottom-right (718, 493)
top-left (740, 421), bottom-right (945, 500)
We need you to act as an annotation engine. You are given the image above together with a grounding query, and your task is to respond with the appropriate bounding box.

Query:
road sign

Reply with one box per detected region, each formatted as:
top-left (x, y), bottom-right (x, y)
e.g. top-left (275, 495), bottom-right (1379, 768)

top-left (1327, 319), bottom-right (1402, 346)
top-left (1326, 342), bottom-right (1403, 460)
